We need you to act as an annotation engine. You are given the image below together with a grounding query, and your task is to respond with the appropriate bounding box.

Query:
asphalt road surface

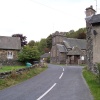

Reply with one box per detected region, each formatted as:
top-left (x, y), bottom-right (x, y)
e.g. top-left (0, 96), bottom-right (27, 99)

top-left (0, 64), bottom-right (93, 100)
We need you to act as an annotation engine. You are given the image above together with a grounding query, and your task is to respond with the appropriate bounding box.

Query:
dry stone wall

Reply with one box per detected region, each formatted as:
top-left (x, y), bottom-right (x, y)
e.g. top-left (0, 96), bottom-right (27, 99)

top-left (86, 22), bottom-right (93, 71)
top-left (0, 64), bottom-right (37, 79)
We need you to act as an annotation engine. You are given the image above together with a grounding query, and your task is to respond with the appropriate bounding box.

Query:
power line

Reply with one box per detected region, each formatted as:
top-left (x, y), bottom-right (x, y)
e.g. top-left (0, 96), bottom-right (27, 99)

top-left (30, 0), bottom-right (68, 15)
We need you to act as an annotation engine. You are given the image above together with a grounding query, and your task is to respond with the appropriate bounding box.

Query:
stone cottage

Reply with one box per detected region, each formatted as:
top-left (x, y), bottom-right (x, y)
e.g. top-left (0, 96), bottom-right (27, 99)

top-left (0, 36), bottom-right (21, 65)
top-left (50, 31), bottom-right (86, 64)
top-left (85, 6), bottom-right (100, 70)
top-left (40, 53), bottom-right (50, 62)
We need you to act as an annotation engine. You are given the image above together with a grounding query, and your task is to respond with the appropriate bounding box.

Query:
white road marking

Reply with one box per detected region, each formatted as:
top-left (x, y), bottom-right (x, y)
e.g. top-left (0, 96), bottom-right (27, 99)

top-left (37, 83), bottom-right (57, 100)
top-left (60, 66), bottom-right (64, 72)
top-left (59, 72), bottom-right (63, 79)
top-left (63, 68), bottom-right (64, 72)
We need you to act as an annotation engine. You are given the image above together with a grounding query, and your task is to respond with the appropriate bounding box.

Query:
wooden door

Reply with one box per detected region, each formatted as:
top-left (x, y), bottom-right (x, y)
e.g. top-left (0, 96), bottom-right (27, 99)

top-left (74, 55), bottom-right (80, 64)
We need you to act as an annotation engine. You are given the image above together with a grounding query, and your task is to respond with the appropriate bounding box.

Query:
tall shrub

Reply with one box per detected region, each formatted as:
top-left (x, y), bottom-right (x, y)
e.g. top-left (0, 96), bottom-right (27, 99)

top-left (18, 45), bottom-right (40, 63)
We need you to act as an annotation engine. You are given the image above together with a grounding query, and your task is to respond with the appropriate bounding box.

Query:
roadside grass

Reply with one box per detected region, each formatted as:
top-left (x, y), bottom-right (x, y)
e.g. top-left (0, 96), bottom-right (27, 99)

top-left (83, 68), bottom-right (100, 100)
top-left (79, 64), bottom-right (86, 66)
top-left (0, 67), bottom-right (47, 90)
top-left (0, 66), bottom-right (26, 73)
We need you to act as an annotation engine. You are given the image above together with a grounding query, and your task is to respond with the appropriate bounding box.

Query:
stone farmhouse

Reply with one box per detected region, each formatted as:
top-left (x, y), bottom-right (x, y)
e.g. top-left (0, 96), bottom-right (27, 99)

top-left (41, 53), bottom-right (50, 60)
top-left (50, 31), bottom-right (86, 64)
top-left (40, 53), bottom-right (50, 63)
top-left (85, 6), bottom-right (100, 70)
top-left (0, 36), bottom-right (21, 65)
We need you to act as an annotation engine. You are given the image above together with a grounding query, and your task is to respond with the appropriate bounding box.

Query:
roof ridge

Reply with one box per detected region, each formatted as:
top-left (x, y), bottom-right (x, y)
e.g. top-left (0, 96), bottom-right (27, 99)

top-left (0, 36), bottom-right (20, 39)
top-left (66, 38), bottom-right (86, 40)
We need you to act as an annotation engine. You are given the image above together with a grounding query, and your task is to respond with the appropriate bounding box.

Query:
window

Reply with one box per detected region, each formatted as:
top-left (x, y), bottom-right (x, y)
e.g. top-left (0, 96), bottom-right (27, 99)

top-left (7, 51), bottom-right (13, 59)
top-left (81, 56), bottom-right (84, 60)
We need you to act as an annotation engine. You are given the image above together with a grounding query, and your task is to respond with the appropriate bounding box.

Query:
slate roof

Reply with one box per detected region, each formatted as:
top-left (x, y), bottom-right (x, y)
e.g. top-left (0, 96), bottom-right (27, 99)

top-left (67, 46), bottom-right (84, 56)
top-left (85, 14), bottom-right (100, 24)
top-left (56, 44), bottom-right (67, 53)
top-left (41, 53), bottom-right (50, 58)
top-left (89, 14), bottom-right (100, 24)
top-left (0, 36), bottom-right (21, 50)
top-left (63, 38), bottom-right (86, 50)
top-left (85, 15), bottom-right (93, 22)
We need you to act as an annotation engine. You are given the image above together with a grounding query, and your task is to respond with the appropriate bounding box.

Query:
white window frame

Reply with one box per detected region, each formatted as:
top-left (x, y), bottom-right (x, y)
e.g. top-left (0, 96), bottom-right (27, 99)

top-left (81, 56), bottom-right (84, 60)
top-left (7, 51), bottom-right (13, 59)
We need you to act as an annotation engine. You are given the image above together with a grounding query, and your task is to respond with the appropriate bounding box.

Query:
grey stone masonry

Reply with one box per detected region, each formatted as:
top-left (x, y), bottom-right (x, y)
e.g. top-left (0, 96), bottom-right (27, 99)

top-left (85, 6), bottom-right (100, 72)
top-left (0, 64), bottom-right (38, 79)
top-left (0, 50), bottom-right (20, 65)
top-left (50, 31), bottom-right (86, 64)
top-left (86, 22), bottom-right (93, 70)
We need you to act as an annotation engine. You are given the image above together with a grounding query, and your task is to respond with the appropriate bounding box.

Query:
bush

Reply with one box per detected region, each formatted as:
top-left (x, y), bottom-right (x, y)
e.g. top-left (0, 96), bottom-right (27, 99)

top-left (18, 45), bottom-right (40, 62)
top-left (46, 57), bottom-right (50, 63)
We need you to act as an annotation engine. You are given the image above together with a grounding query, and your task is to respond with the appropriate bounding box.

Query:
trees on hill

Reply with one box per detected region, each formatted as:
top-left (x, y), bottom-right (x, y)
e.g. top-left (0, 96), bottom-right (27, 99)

top-left (28, 40), bottom-right (35, 47)
top-left (46, 34), bottom-right (52, 50)
top-left (77, 28), bottom-right (86, 39)
top-left (28, 37), bottom-right (52, 56)
top-left (37, 34), bottom-right (52, 55)
top-left (38, 39), bottom-right (47, 55)
top-left (66, 28), bottom-right (86, 39)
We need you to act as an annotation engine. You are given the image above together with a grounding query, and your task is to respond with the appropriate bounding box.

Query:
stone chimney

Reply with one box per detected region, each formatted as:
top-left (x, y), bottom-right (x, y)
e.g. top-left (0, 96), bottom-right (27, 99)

top-left (85, 5), bottom-right (96, 17)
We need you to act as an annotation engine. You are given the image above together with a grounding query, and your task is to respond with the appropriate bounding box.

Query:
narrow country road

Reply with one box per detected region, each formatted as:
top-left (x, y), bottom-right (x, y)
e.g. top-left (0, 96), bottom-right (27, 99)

top-left (0, 64), bottom-right (93, 100)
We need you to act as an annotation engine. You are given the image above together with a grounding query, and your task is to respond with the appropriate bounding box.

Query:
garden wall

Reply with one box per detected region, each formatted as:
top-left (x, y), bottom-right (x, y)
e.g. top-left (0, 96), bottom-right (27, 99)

top-left (0, 64), bottom-right (38, 79)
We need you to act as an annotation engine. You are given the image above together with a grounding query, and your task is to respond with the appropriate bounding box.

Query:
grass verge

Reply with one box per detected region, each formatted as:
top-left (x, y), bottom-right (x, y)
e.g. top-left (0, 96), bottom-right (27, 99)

top-left (83, 68), bottom-right (100, 100)
top-left (0, 66), bottom-right (26, 73)
top-left (0, 67), bottom-right (47, 90)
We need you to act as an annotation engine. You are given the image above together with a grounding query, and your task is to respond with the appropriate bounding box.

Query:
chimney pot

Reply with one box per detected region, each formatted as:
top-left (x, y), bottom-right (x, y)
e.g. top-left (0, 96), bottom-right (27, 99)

top-left (85, 5), bottom-right (96, 17)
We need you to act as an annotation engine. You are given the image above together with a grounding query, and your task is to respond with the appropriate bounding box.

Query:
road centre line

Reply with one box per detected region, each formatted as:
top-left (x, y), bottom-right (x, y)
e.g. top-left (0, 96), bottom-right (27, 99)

top-left (61, 66), bottom-right (64, 72)
top-left (63, 67), bottom-right (64, 72)
top-left (37, 83), bottom-right (57, 100)
top-left (59, 72), bottom-right (63, 79)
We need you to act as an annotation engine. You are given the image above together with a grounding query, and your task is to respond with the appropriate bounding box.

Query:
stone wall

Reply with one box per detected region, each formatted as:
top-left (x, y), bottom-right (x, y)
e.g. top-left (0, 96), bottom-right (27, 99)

top-left (50, 44), bottom-right (66, 64)
top-left (0, 64), bottom-right (37, 79)
top-left (0, 60), bottom-right (23, 66)
top-left (92, 26), bottom-right (100, 63)
top-left (86, 22), bottom-right (100, 71)
top-left (0, 50), bottom-right (20, 65)
top-left (52, 32), bottom-right (65, 46)
top-left (59, 53), bottom-right (66, 64)
top-left (50, 45), bottom-right (57, 63)
top-left (51, 32), bottom-right (66, 64)
top-left (86, 22), bottom-right (93, 70)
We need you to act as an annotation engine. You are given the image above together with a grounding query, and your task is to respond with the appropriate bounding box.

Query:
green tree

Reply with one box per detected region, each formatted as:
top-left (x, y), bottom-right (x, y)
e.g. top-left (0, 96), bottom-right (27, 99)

top-left (66, 28), bottom-right (86, 39)
top-left (12, 34), bottom-right (27, 47)
top-left (38, 38), bottom-right (47, 55)
top-left (77, 28), bottom-right (86, 39)
top-left (28, 40), bottom-right (35, 47)
top-left (34, 41), bottom-right (39, 46)
top-left (66, 30), bottom-right (76, 38)
top-left (46, 34), bottom-right (52, 50)
top-left (18, 45), bottom-right (40, 63)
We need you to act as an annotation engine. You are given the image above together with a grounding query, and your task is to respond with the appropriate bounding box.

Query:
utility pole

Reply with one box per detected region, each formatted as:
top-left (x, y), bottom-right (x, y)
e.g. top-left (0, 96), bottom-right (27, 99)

top-left (96, 0), bottom-right (97, 13)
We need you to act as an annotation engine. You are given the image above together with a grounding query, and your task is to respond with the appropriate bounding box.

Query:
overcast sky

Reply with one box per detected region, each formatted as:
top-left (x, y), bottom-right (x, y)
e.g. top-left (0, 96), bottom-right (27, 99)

top-left (0, 0), bottom-right (100, 42)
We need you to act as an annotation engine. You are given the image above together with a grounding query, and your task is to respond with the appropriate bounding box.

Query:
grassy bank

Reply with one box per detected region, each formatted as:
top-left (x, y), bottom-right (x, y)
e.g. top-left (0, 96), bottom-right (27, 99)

top-left (83, 68), bottom-right (100, 100)
top-left (0, 66), bottom-right (26, 73)
top-left (0, 67), bottom-right (47, 90)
